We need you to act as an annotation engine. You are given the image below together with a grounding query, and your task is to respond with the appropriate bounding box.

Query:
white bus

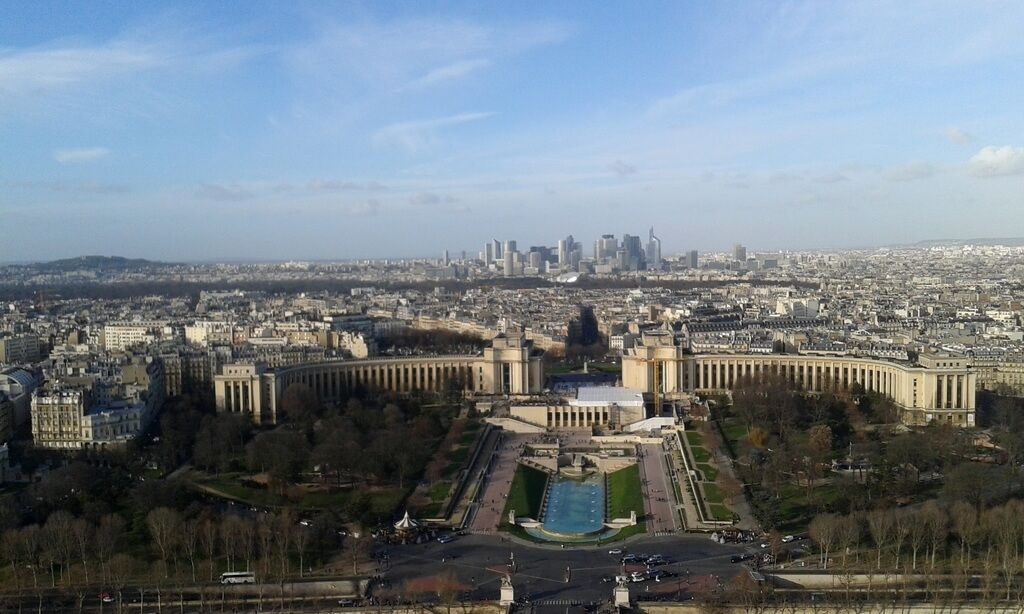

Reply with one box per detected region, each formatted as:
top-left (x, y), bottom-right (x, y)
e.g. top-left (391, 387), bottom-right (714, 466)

top-left (220, 571), bottom-right (256, 585)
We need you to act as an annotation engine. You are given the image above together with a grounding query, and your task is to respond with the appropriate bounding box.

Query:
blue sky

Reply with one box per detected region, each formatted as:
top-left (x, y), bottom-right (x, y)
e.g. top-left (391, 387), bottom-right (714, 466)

top-left (3, 1), bottom-right (1024, 261)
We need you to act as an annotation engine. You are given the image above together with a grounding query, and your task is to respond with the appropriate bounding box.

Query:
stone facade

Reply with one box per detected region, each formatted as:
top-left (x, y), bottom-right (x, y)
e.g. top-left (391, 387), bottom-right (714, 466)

top-left (214, 334), bottom-right (544, 424)
top-left (623, 334), bottom-right (976, 426)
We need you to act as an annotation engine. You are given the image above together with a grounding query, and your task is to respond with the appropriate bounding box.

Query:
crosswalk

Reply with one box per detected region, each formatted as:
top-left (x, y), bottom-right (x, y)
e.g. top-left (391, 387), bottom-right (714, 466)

top-left (531, 599), bottom-right (593, 606)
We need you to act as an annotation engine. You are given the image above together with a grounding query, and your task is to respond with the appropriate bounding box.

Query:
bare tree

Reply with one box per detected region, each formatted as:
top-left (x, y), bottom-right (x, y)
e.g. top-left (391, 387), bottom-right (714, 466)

top-left (892, 510), bottom-right (912, 571)
top-left (809, 513), bottom-right (839, 569)
top-left (950, 501), bottom-right (978, 567)
top-left (221, 515), bottom-right (244, 571)
top-left (95, 514), bottom-right (126, 584)
top-left (919, 500), bottom-right (947, 569)
top-left (18, 525), bottom-right (41, 588)
top-left (146, 507), bottom-right (182, 577)
top-left (239, 517), bottom-right (257, 572)
top-left (109, 554), bottom-right (135, 609)
top-left (71, 518), bottom-right (93, 584)
top-left (867, 509), bottom-right (895, 571)
top-left (1, 529), bottom-right (22, 589)
top-left (835, 512), bottom-right (863, 570)
top-left (181, 519), bottom-right (201, 582)
top-left (256, 514), bottom-right (274, 577)
top-left (43, 511), bottom-right (75, 585)
top-left (908, 509), bottom-right (928, 571)
top-left (200, 517), bottom-right (219, 581)
top-left (274, 512), bottom-right (294, 578)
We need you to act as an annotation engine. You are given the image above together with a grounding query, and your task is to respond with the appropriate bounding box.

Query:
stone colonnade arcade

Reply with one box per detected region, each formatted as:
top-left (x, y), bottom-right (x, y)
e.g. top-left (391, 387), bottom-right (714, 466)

top-left (214, 334), bottom-right (544, 424)
top-left (622, 336), bottom-right (976, 427)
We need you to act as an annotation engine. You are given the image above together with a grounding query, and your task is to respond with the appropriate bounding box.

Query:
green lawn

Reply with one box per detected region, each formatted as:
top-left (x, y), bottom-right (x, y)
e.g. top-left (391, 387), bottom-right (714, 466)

top-left (428, 481), bottom-right (451, 503)
top-left (697, 462), bottom-right (718, 482)
top-left (690, 446), bottom-right (711, 464)
top-left (502, 464), bottom-right (548, 521)
top-left (709, 504), bottom-right (733, 522)
top-left (685, 431), bottom-right (703, 447)
top-left (754, 481), bottom-right (847, 532)
top-left (607, 464), bottom-right (644, 519)
top-left (702, 482), bottom-right (725, 505)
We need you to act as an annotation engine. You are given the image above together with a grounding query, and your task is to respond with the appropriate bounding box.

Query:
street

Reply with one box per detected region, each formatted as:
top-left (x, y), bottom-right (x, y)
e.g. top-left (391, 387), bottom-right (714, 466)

top-left (379, 532), bottom-right (751, 605)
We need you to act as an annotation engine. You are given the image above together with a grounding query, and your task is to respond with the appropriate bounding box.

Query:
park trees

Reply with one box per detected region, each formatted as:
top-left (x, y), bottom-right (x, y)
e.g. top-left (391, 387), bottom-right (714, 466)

top-left (147, 507), bottom-right (182, 576)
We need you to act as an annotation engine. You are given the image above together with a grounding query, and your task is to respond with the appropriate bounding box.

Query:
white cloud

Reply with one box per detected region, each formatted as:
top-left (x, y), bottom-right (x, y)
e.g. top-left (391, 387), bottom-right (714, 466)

top-left (53, 147), bottom-right (110, 164)
top-left (372, 112), bottom-right (494, 153)
top-left (409, 192), bottom-right (459, 206)
top-left (289, 18), bottom-right (567, 85)
top-left (885, 162), bottom-right (934, 182)
top-left (406, 58), bottom-right (491, 89)
top-left (0, 43), bottom-right (164, 98)
top-left (969, 146), bottom-right (1024, 177)
top-left (945, 127), bottom-right (975, 146)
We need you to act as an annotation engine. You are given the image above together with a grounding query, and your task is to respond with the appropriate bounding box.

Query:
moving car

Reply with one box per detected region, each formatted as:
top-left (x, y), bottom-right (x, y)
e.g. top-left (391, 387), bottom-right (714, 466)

top-left (608, 548), bottom-right (623, 555)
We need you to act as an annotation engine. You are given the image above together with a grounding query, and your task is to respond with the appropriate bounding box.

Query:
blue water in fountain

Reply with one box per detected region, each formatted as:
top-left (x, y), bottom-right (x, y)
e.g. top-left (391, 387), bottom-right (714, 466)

top-left (541, 474), bottom-right (605, 535)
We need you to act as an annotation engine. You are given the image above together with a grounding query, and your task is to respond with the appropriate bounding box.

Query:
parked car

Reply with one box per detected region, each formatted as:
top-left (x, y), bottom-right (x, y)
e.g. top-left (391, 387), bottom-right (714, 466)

top-left (437, 534), bottom-right (454, 544)
top-left (782, 535), bottom-right (796, 543)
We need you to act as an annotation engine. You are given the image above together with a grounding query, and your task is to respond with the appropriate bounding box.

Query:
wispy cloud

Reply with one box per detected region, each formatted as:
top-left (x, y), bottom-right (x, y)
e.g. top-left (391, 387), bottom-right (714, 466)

top-left (0, 43), bottom-right (165, 99)
top-left (409, 192), bottom-right (459, 205)
top-left (6, 180), bottom-right (128, 194)
top-left (196, 183), bottom-right (255, 201)
top-left (405, 58), bottom-right (492, 89)
top-left (945, 127), bottom-right (975, 146)
top-left (286, 17), bottom-right (569, 94)
top-left (307, 179), bottom-right (387, 192)
top-left (649, 56), bottom-right (856, 117)
top-left (373, 112), bottom-right (494, 153)
top-left (53, 147), bottom-right (110, 164)
top-left (969, 146), bottom-right (1024, 177)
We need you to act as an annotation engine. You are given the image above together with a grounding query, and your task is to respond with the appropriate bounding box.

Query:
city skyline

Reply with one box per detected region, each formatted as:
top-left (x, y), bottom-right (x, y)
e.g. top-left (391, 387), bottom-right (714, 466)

top-left (4, 2), bottom-right (1024, 262)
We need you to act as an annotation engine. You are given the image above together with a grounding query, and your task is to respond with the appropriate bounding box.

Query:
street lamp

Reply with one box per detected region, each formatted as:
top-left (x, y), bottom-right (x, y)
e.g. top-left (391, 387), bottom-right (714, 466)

top-left (351, 531), bottom-right (362, 576)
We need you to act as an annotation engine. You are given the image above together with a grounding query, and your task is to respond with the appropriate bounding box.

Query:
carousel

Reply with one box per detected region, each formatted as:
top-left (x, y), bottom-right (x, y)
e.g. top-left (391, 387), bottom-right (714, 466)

top-left (393, 510), bottom-right (422, 543)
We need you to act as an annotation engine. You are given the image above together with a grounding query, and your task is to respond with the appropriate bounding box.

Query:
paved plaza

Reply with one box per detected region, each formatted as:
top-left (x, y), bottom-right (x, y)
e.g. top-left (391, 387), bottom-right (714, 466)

top-left (639, 442), bottom-right (679, 533)
top-left (471, 433), bottom-right (546, 532)
top-left (470, 429), bottom-right (681, 537)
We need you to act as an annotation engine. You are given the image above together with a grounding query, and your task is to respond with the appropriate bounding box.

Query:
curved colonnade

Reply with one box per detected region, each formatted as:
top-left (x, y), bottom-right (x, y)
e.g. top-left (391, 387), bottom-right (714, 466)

top-left (623, 340), bottom-right (976, 426)
top-left (215, 335), bottom-right (543, 424)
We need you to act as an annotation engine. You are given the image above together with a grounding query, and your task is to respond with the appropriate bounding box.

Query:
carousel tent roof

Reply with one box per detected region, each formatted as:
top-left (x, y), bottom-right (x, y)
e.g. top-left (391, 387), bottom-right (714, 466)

top-left (394, 510), bottom-right (419, 530)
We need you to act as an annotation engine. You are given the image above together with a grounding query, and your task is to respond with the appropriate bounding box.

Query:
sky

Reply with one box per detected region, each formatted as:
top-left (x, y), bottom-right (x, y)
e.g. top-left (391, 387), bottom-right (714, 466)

top-left (3, 1), bottom-right (1024, 262)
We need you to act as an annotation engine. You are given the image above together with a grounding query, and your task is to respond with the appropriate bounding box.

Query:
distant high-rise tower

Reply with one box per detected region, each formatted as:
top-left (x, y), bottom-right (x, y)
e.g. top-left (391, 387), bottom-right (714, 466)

top-left (442, 249), bottom-right (449, 266)
top-left (493, 239), bottom-right (503, 260)
top-left (557, 234), bottom-right (574, 266)
top-left (622, 234), bottom-right (644, 270)
top-left (503, 240), bottom-right (517, 255)
top-left (484, 242), bottom-right (494, 265)
top-left (646, 227), bottom-right (662, 268)
top-left (687, 249), bottom-right (699, 268)
top-left (733, 243), bottom-right (747, 262)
